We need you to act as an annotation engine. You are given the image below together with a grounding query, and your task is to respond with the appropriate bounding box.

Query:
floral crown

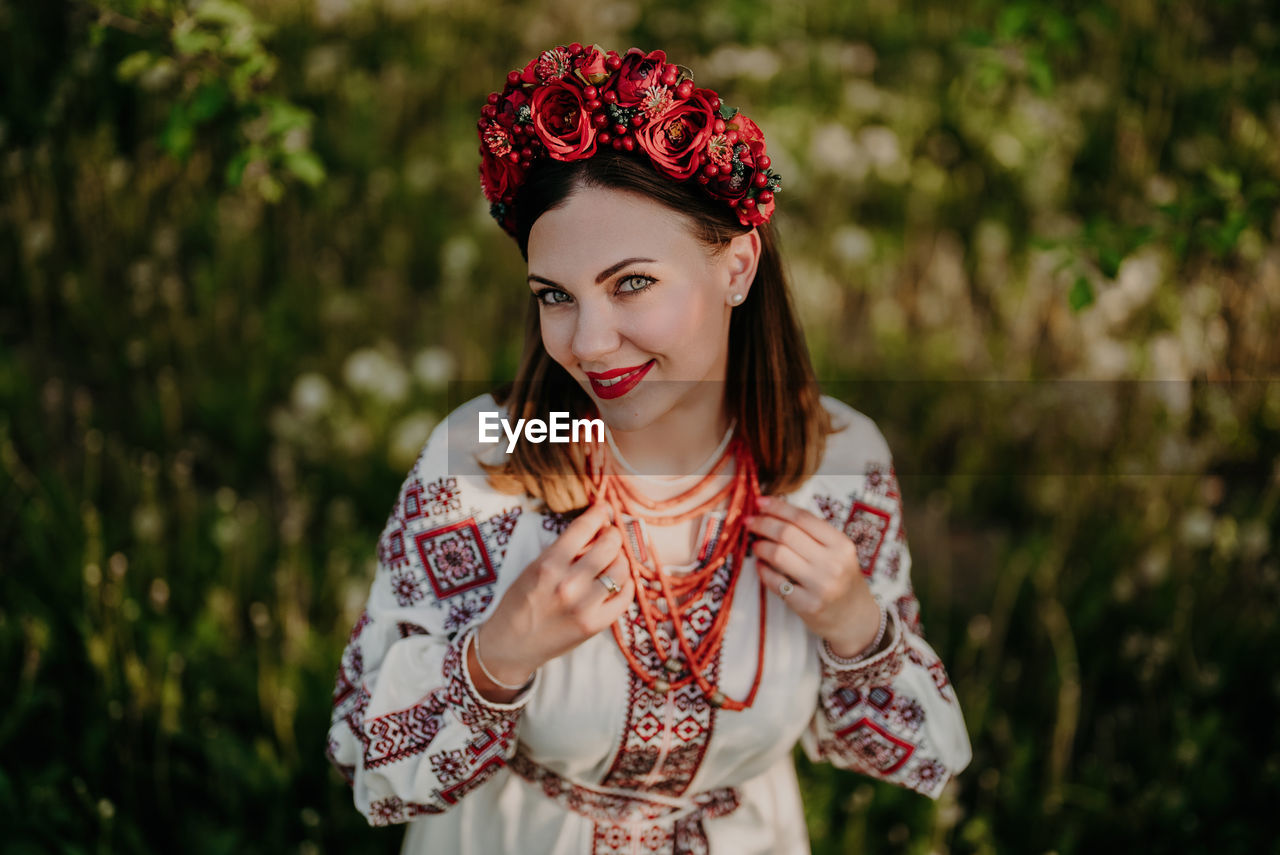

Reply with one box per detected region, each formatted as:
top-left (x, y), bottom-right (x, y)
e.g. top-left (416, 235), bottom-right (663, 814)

top-left (477, 44), bottom-right (782, 238)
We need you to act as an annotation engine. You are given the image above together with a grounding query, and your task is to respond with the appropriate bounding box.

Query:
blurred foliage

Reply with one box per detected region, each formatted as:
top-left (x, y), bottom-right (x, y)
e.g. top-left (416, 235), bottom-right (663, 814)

top-left (2, 0), bottom-right (1279, 852)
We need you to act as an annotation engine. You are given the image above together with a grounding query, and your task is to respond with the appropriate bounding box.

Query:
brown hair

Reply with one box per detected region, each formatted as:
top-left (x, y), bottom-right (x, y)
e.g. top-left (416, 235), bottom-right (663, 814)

top-left (482, 148), bottom-right (833, 513)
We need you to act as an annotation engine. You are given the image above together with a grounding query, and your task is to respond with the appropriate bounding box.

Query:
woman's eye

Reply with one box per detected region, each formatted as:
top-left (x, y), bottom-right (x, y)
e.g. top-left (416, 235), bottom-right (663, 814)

top-left (616, 275), bottom-right (655, 295)
top-left (536, 289), bottom-right (572, 306)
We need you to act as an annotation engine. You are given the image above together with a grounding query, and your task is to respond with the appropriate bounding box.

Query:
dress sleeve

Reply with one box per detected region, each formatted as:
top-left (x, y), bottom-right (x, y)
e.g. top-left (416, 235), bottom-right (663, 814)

top-left (325, 410), bottom-right (536, 826)
top-left (799, 433), bottom-right (974, 800)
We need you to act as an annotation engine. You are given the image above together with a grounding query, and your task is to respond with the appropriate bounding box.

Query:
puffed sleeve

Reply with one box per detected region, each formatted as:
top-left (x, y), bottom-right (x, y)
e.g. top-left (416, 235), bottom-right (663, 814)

top-left (799, 402), bottom-right (974, 799)
top-left (325, 395), bottom-right (536, 825)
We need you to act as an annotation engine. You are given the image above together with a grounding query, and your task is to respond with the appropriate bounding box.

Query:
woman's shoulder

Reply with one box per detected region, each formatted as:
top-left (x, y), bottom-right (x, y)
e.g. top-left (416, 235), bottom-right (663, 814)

top-left (417, 391), bottom-right (510, 476)
top-left (815, 394), bottom-right (895, 475)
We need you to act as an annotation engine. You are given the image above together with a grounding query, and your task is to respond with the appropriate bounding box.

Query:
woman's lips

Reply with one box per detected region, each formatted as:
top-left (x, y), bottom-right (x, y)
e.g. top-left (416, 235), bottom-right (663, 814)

top-left (587, 359), bottom-right (655, 400)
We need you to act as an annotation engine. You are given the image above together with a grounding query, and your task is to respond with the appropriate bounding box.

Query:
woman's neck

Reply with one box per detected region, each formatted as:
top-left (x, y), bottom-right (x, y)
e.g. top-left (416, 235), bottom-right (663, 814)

top-left (605, 392), bottom-right (732, 479)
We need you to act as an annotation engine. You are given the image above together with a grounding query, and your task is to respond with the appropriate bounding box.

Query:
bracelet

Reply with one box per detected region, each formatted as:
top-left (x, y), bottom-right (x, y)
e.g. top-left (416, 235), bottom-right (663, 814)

top-left (472, 629), bottom-right (535, 692)
top-left (823, 603), bottom-right (888, 666)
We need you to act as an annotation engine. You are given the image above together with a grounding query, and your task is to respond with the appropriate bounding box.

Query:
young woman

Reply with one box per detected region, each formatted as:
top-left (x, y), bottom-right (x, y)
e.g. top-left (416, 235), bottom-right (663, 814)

top-left (327, 44), bottom-right (973, 854)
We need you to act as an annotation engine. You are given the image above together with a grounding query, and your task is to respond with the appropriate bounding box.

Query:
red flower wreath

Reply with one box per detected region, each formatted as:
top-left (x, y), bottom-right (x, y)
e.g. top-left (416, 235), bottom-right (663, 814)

top-left (477, 44), bottom-right (782, 237)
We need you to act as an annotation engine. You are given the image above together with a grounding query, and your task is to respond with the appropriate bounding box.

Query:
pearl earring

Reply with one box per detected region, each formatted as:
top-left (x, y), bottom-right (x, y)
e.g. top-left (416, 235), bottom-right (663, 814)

top-left (730, 293), bottom-right (744, 305)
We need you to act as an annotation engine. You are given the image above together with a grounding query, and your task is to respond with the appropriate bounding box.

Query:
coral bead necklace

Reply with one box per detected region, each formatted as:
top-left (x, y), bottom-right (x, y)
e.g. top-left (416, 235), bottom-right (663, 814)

top-left (585, 425), bottom-right (767, 711)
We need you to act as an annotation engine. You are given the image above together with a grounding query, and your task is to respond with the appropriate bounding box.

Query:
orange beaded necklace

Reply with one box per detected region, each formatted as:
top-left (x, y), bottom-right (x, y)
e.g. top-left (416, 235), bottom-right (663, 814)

top-left (584, 426), bottom-right (767, 711)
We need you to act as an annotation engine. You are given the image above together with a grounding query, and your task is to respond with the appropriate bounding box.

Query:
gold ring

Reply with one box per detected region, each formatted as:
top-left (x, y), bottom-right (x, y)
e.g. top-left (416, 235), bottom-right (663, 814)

top-left (598, 574), bottom-right (622, 596)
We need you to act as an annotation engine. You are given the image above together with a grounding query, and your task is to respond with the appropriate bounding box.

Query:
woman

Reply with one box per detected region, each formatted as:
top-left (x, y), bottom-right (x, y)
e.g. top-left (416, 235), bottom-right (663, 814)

top-left (327, 44), bottom-right (973, 853)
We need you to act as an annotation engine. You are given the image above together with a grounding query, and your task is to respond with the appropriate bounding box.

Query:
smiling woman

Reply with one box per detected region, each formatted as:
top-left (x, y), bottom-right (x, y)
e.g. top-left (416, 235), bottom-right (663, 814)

top-left (326, 43), bottom-right (973, 854)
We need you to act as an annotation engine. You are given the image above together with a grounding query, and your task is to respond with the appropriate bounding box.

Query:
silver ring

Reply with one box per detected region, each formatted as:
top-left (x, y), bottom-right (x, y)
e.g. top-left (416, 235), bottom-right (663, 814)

top-left (598, 574), bottom-right (622, 596)
top-left (778, 579), bottom-right (795, 598)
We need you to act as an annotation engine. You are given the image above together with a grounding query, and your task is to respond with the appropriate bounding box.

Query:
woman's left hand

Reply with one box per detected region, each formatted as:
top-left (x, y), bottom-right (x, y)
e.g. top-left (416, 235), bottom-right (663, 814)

top-left (746, 495), bottom-right (883, 658)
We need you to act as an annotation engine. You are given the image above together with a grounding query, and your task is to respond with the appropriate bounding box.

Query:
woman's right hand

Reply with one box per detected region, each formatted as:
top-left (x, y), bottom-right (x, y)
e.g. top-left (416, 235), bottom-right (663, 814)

top-left (469, 502), bottom-right (634, 703)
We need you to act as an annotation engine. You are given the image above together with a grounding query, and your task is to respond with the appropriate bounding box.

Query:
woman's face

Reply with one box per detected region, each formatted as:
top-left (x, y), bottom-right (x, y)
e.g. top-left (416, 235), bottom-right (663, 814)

top-left (526, 185), bottom-right (759, 434)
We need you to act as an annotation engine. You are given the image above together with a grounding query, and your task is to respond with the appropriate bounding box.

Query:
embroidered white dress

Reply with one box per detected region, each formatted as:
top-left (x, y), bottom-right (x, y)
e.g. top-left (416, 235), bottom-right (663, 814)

top-left (327, 392), bottom-right (974, 854)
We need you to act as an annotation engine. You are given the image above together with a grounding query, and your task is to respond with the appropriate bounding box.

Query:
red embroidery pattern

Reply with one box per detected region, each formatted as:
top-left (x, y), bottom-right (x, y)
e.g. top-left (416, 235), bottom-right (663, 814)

top-left (601, 538), bottom-right (732, 798)
top-left (414, 518), bottom-right (498, 600)
top-left (507, 752), bottom-right (739, 855)
top-left (358, 635), bottom-right (522, 809)
top-left (831, 716), bottom-right (915, 774)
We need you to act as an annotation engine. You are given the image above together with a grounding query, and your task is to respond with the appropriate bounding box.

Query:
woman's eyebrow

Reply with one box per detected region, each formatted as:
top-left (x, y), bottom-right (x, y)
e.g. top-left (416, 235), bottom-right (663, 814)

top-left (527, 257), bottom-right (657, 288)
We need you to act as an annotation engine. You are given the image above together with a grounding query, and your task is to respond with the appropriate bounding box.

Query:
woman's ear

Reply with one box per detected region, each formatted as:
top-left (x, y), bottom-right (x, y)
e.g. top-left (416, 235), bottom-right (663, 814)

top-left (723, 228), bottom-right (762, 301)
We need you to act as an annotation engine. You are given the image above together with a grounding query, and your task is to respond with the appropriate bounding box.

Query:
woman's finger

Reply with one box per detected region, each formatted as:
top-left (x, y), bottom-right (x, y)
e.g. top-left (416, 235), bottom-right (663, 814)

top-left (571, 524), bottom-right (623, 575)
top-left (745, 513), bottom-right (826, 564)
top-left (547, 502), bottom-right (614, 563)
top-left (757, 561), bottom-right (820, 615)
top-left (750, 538), bottom-right (824, 590)
top-left (755, 496), bottom-right (845, 549)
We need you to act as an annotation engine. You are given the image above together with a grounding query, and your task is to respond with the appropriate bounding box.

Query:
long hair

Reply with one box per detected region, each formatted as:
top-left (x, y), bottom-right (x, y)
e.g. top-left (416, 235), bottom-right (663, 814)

top-left (482, 148), bottom-right (833, 513)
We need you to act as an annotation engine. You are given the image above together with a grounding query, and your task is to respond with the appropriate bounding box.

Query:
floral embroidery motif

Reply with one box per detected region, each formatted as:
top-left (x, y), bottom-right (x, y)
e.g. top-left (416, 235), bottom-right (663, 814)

top-left (414, 519), bottom-right (498, 600)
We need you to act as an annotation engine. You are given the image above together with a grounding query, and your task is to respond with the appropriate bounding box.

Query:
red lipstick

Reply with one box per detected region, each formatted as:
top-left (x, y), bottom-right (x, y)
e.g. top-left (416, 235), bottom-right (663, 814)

top-left (586, 360), bottom-right (655, 400)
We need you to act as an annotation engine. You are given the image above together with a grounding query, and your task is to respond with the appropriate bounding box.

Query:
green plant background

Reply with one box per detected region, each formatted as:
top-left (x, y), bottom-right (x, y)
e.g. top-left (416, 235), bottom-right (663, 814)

top-left (2, 0), bottom-right (1278, 852)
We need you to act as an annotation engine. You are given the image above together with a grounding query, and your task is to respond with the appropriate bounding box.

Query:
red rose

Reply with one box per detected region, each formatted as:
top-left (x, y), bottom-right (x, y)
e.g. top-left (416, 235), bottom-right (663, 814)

top-left (727, 114), bottom-right (766, 148)
top-left (635, 87), bottom-right (716, 180)
top-left (531, 78), bottom-right (597, 161)
top-left (610, 48), bottom-right (668, 107)
top-left (480, 154), bottom-right (523, 204)
top-left (573, 45), bottom-right (610, 85)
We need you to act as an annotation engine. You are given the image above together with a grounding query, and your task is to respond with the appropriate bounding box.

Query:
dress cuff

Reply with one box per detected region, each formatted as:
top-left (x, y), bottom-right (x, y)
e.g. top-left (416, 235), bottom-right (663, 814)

top-left (817, 605), bottom-right (903, 673)
top-left (456, 624), bottom-right (540, 713)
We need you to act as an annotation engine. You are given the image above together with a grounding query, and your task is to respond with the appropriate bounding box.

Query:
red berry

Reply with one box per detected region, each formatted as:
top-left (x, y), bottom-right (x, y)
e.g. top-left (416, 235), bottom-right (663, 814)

top-left (481, 105), bottom-right (496, 119)
top-left (758, 190), bottom-right (773, 203)
top-left (714, 119), bottom-right (725, 133)
top-left (612, 138), bottom-right (623, 150)
top-left (622, 136), bottom-right (635, 151)
top-left (728, 198), bottom-right (739, 207)
top-left (697, 174), bottom-right (710, 184)
top-left (507, 71), bottom-right (521, 86)
top-left (477, 119), bottom-right (488, 130)
top-left (521, 147), bottom-right (533, 159)
top-left (726, 131), bottom-right (738, 144)
top-left (741, 197), bottom-right (756, 209)
top-left (593, 113), bottom-right (609, 128)
top-left (584, 85), bottom-right (597, 100)
top-left (754, 172), bottom-right (768, 187)
top-left (710, 96), bottom-right (720, 110)
top-left (603, 90), bottom-right (617, 103)
top-left (703, 163), bottom-right (719, 177)
top-left (487, 92), bottom-right (500, 105)
top-left (520, 159), bottom-right (531, 168)
top-left (676, 80), bottom-right (694, 99)
top-left (662, 66), bottom-right (678, 86)
top-left (630, 115), bottom-right (644, 127)
top-left (569, 42), bottom-right (583, 54)
top-left (758, 155), bottom-right (771, 168)
top-left (607, 55), bottom-right (622, 70)
top-left (506, 151), bottom-right (519, 163)
top-left (599, 132), bottom-right (611, 143)
top-left (614, 124), bottom-right (627, 135)
top-left (586, 99), bottom-right (601, 111)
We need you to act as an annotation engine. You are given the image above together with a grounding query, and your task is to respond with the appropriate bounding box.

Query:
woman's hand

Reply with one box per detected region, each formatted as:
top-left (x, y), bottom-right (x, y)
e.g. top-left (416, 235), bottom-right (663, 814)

top-left (746, 495), bottom-right (883, 658)
top-left (470, 502), bottom-right (634, 702)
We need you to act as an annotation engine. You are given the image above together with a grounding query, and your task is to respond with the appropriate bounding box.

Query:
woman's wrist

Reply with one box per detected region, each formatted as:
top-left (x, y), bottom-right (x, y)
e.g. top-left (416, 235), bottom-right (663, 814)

top-left (468, 622), bottom-right (538, 704)
top-left (824, 596), bottom-right (887, 662)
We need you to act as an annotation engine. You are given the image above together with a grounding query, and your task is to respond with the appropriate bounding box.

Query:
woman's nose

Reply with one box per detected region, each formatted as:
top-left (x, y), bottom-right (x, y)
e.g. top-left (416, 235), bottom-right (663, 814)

top-left (569, 301), bottom-right (622, 364)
